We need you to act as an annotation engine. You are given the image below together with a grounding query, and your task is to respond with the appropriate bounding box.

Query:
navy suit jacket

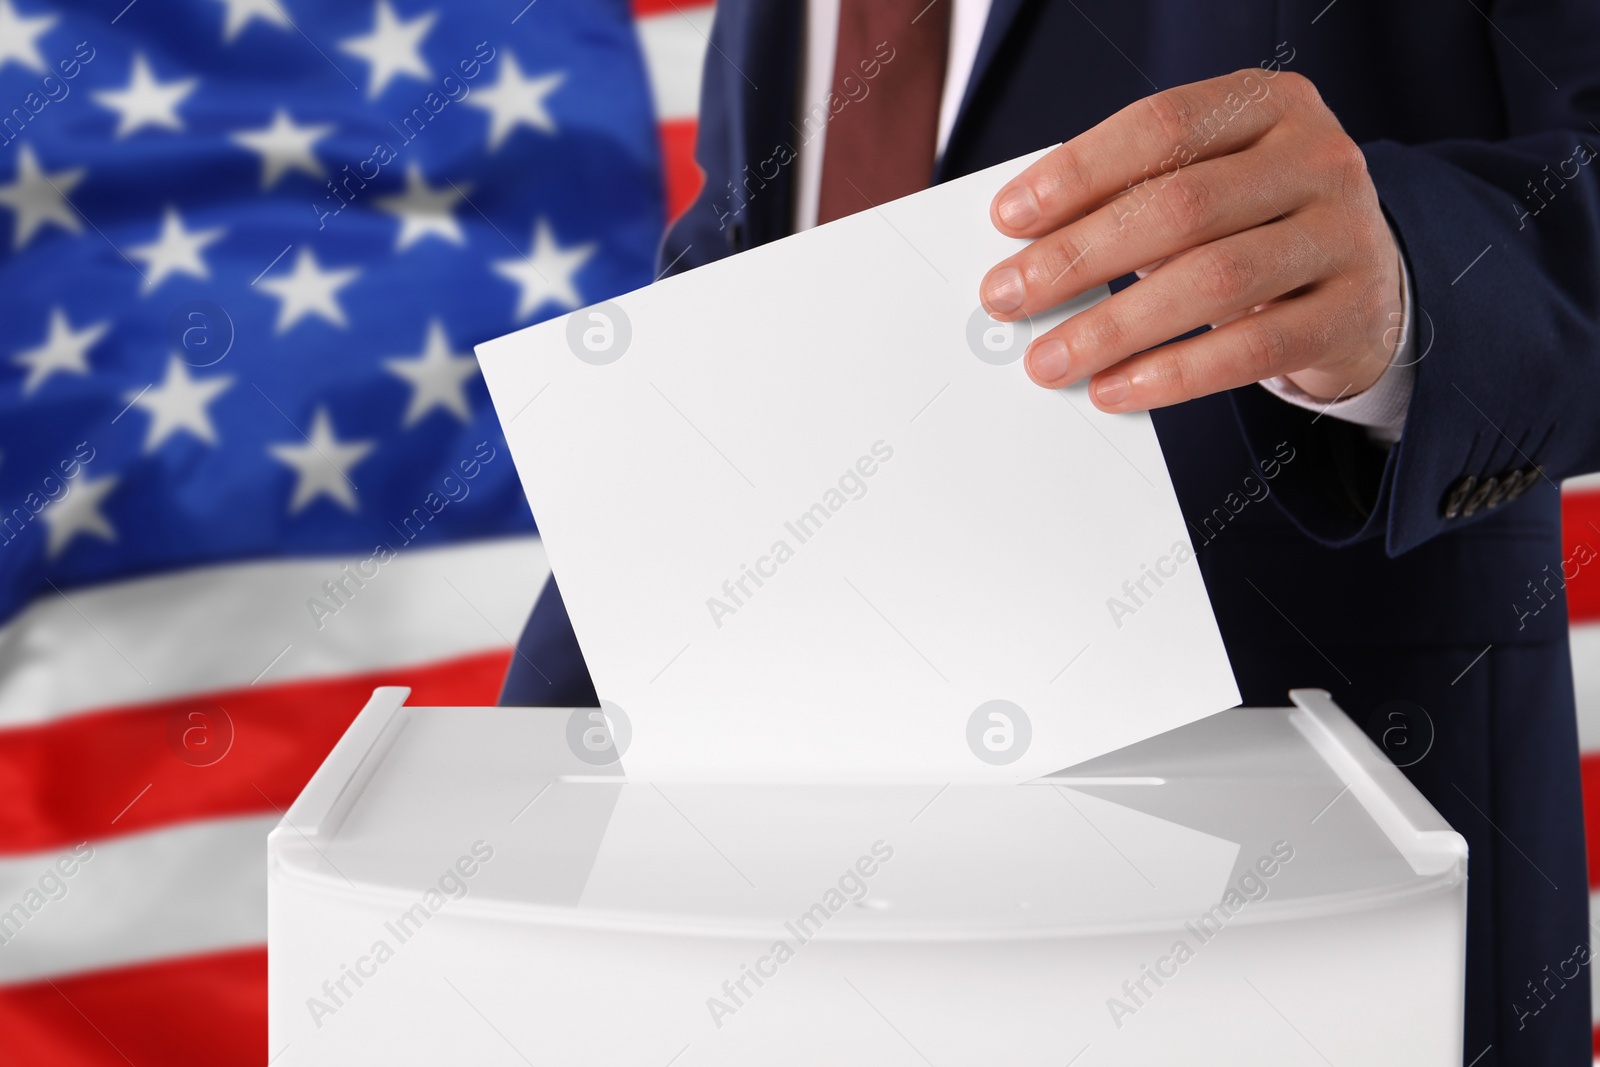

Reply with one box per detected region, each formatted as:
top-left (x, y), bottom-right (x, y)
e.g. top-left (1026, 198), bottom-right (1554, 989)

top-left (505, 2), bottom-right (1600, 1062)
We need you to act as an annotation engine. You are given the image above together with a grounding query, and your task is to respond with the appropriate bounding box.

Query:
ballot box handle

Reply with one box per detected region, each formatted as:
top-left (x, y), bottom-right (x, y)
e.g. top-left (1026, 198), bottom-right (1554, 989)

top-left (1288, 688), bottom-right (1468, 879)
top-left (274, 686), bottom-right (412, 843)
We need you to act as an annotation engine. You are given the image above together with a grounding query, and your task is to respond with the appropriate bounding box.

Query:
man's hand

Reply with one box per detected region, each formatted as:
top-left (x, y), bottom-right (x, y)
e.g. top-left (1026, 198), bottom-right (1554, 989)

top-left (980, 69), bottom-right (1403, 412)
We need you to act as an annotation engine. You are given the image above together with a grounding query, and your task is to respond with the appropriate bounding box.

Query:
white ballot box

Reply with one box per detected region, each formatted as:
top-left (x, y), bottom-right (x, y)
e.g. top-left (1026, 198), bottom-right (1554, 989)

top-left (268, 687), bottom-right (1466, 1066)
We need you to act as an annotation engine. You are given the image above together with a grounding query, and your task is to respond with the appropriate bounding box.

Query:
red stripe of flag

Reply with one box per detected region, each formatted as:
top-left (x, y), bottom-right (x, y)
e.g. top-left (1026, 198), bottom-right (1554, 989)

top-left (0, 946), bottom-right (264, 1066)
top-left (632, 0), bottom-right (709, 15)
top-left (1582, 751), bottom-right (1600, 889)
top-left (660, 118), bottom-right (704, 224)
top-left (1563, 488), bottom-right (1600, 623)
top-left (0, 650), bottom-right (512, 856)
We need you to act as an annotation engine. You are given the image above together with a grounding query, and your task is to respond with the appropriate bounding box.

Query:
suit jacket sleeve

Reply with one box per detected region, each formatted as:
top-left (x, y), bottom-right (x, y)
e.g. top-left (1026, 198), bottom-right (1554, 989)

top-left (1231, 3), bottom-right (1600, 556)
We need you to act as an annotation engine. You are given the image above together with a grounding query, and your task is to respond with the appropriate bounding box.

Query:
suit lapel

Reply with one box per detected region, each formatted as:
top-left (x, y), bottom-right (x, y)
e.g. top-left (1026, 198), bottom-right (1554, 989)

top-left (936, 0), bottom-right (1032, 181)
top-left (724, 0), bottom-right (805, 246)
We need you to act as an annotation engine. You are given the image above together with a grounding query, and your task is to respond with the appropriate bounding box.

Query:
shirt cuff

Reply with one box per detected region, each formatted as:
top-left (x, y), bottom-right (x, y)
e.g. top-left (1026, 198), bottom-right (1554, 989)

top-left (1257, 240), bottom-right (1416, 447)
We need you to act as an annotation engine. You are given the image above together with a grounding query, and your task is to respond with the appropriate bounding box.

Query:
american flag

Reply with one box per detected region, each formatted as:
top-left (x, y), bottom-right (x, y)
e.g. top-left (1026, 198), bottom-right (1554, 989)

top-left (0, 0), bottom-right (709, 1061)
top-left (1568, 473), bottom-right (1600, 1059)
top-left (2, 1), bottom-right (1598, 1063)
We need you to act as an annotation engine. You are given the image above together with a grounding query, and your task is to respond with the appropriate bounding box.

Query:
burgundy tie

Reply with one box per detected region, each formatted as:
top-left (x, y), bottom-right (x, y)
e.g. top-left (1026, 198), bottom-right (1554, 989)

top-left (816, 0), bottom-right (951, 225)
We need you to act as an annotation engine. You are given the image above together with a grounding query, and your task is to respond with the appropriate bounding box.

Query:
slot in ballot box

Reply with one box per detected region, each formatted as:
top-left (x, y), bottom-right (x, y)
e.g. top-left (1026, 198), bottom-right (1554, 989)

top-left (268, 687), bottom-right (1466, 1065)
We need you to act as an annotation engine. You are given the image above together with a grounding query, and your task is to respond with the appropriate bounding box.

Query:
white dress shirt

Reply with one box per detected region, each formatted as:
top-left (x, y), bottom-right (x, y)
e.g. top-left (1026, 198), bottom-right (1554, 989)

top-left (793, 0), bottom-right (1414, 443)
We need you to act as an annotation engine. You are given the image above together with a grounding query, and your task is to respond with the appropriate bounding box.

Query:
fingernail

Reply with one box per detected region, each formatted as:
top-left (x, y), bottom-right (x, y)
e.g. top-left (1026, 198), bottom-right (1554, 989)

top-left (1028, 338), bottom-right (1070, 383)
top-left (996, 186), bottom-right (1039, 229)
top-left (1095, 374), bottom-right (1131, 406)
top-left (982, 267), bottom-right (1025, 314)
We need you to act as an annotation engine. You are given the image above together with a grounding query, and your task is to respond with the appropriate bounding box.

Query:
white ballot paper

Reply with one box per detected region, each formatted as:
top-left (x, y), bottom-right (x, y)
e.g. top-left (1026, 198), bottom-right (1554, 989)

top-left (477, 148), bottom-right (1240, 782)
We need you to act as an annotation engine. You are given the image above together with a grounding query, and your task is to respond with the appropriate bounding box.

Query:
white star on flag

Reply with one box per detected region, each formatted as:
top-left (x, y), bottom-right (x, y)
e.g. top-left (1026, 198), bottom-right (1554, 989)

top-left (373, 164), bottom-right (467, 251)
top-left (129, 207), bottom-right (226, 292)
top-left (385, 319), bottom-right (477, 427)
top-left (493, 217), bottom-right (595, 320)
top-left (467, 51), bottom-right (564, 151)
top-left (126, 356), bottom-right (234, 452)
top-left (231, 109), bottom-right (334, 189)
top-left (13, 307), bottom-right (109, 395)
top-left (340, 0), bottom-right (437, 99)
top-left (0, 0), bottom-right (57, 74)
top-left (41, 471), bottom-right (119, 558)
top-left (213, 0), bottom-right (291, 42)
top-left (269, 408), bottom-right (375, 514)
top-left (92, 53), bottom-right (198, 138)
top-left (257, 248), bottom-right (361, 333)
top-left (0, 144), bottom-right (85, 250)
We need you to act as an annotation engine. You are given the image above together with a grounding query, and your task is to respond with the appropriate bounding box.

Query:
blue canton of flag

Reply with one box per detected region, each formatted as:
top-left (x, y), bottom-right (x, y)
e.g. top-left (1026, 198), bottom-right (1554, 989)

top-left (0, 0), bottom-right (664, 626)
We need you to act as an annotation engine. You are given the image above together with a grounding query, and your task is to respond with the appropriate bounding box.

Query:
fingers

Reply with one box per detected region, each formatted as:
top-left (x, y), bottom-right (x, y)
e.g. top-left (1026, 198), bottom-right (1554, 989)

top-left (981, 146), bottom-right (1317, 320)
top-left (990, 69), bottom-right (1309, 237)
top-left (1023, 218), bottom-right (1325, 388)
top-left (1080, 286), bottom-right (1359, 412)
